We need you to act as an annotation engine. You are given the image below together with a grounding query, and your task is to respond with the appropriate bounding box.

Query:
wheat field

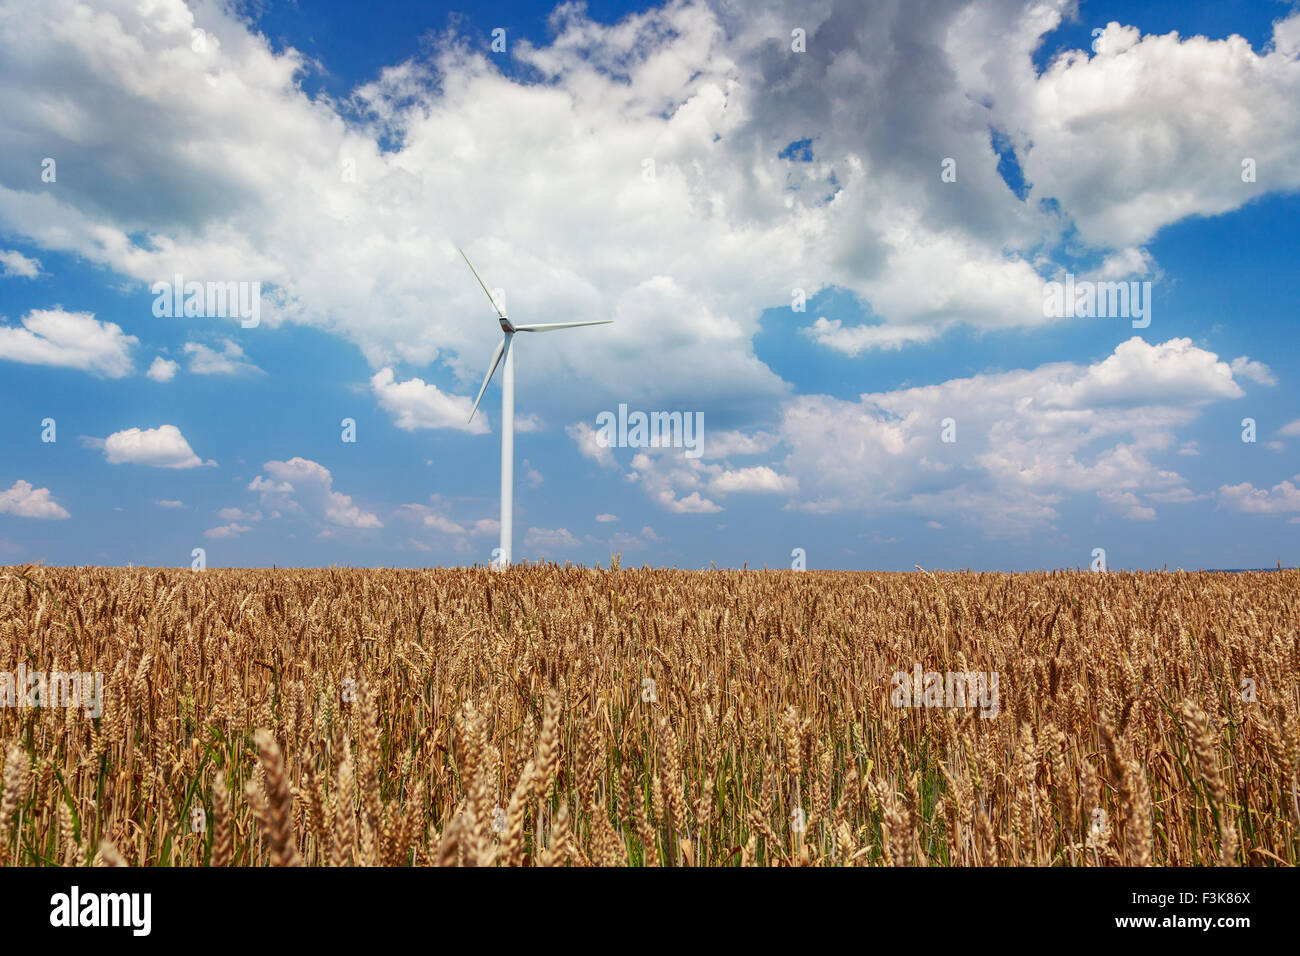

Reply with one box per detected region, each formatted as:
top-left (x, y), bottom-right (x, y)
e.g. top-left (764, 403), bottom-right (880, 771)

top-left (0, 564), bottom-right (1296, 866)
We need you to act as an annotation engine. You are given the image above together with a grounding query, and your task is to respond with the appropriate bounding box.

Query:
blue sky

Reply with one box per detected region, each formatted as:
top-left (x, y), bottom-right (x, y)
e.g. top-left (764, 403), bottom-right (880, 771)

top-left (1, 0), bottom-right (1297, 570)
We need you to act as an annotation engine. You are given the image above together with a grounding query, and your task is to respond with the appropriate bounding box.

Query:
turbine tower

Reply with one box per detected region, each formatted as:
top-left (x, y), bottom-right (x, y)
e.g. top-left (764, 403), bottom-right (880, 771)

top-left (461, 248), bottom-right (612, 568)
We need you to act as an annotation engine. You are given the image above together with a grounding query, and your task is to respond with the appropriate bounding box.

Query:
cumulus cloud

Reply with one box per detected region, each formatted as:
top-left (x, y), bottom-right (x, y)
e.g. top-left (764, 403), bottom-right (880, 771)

top-left (147, 356), bottom-right (179, 382)
top-left (393, 498), bottom-right (500, 555)
top-left (595, 513), bottom-right (619, 523)
top-left (777, 337), bottom-right (1250, 533)
top-left (395, 499), bottom-right (474, 536)
top-left (424, 514), bottom-right (466, 534)
top-left (701, 429), bottom-right (778, 459)
top-left (1093, 247), bottom-right (1157, 280)
top-left (0, 479), bottom-right (69, 519)
top-left (0, 309), bottom-right (135, 377)
top-left (708, 465), bottom-right (797, 494)
top-left (184, 339), bottom-right (261, 375)
top-left (991, 16), bottom-right (1300, 248)
top-left (567, 421), bottom-right (616, 468)
top-left (250, 457), bottom-right (381, 529)
top-left (803, 317), bottom-right (941, 356)
top-left (0, 0), bottom-right (1295, 430)
top-left (204, 522), bottom-right (250, 539)
top-left (102, 425), bottom-right (207, 469)
top-left (1098, 488), bottom-right (1157, 521)
top-left (371, 368), bottom-right (486, 433)
top-left (1217, 477), bottom-right (1300, 515)
top-left (0, 249), bottom-right (42, 278)
top-left (1043, 338), bottom-right (1244, 408)
top-left (570, 423), bottom-right (794, 513)
top-left (657, 490), bottom-right (721, 514)
top-left (1229, 356), bottom-right (1277, 387)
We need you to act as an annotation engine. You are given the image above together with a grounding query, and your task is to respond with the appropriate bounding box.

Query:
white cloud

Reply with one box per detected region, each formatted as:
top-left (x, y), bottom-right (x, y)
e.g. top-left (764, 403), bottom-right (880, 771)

top-left (991, 16), bottom-right (1300, 247)
top-left (424, 514), bottom-right (466, 534)
top-left (0, 249), bottom-right (42, 278)
top-left (590, 340), bottom-right (1239, 522)
top-left (204, 522), bottom-right (250, 539)
top-left (1278, 418), bottom-right (1300, 438)
top-left (371, 368), bottom-right (486, 433)
top-left (657, 490), bottom-right (721, 514)
top-left (184, 339), bottom-right (260, 375)
top-left (777, 337), bottom-right (1248, 533)
top-left (803, 317), bottom-right (941, 356)
top-left (1098, 488), bottom-right (1156, 521)
top-left (567, 421), bottom-right (616, 468)
top-left (1217, 477), bottom-right (1300, 515)
top-left (248, 475), bottom-right (293, 495)
top-left (595, 513), bottom-right (619, 523)
top-left (103, 425), bottom-right (207, 469)
top-left (523, 458), bottom-right (543, 488)
top-left (156, 499), bottom-right (185, 508)
top-left (0, 479), bottom-right (69, 519)
top-left (1093, 247), bottom-right (1156, 280)
top-left (0, 309), bottom-right (135, 377)
top-left (250, 457), bottom-right (381, 529)
top-left (147, 356), bottom-right (179, 382)
top-left (393, 496), bottom-right (484, 537)
top-left (0, 0), bottom-right (1055, 421)
top-left (701, 430), bottom-right (778, 459)
top-left (574, 423), bottom-right (792, 512)
top-left (218, 507), bottom-right (262, 521)
top-left (1, 0), bottom-right (1293, 429)
top-left (708, 465), bottom-right (797, 494)
top-left (1043, 337), bottom-right (1244, 408)
top-left (1229, 356), bottom-right (1277, 387)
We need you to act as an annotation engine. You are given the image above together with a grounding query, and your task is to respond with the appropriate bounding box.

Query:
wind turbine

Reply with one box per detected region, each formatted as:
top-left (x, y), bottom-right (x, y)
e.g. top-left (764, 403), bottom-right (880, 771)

top-left (461, 248), bottom-right (612, 568)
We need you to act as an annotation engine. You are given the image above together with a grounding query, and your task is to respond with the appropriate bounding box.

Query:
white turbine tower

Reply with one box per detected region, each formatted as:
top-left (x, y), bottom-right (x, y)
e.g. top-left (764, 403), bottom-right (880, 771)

top-left (461, 248), bottom-right (612, 568)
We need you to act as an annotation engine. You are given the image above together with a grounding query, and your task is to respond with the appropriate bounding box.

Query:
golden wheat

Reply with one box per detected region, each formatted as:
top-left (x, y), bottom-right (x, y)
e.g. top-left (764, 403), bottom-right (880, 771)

top-left (0, 564), bottom-right (1296, 866)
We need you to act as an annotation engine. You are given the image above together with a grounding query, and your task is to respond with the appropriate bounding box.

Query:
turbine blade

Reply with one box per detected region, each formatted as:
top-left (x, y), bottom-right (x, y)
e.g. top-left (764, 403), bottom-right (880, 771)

top-left (458, 247), bottom-right (507, 319)
top-left (468, 338), bottom-right (506, 423)
top-left (512, 320), bottom-right (614, 332)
